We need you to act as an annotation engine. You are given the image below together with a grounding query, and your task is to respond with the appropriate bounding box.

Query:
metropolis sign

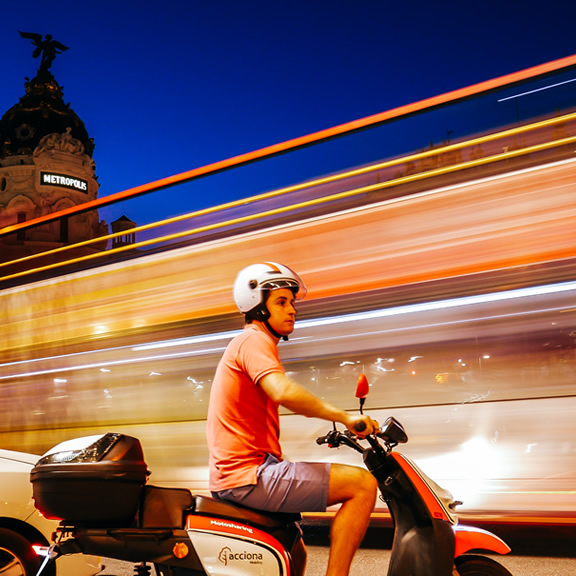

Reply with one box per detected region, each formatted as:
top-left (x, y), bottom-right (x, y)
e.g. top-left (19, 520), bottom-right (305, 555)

top-left (40, 171), bottom-right (88, 193)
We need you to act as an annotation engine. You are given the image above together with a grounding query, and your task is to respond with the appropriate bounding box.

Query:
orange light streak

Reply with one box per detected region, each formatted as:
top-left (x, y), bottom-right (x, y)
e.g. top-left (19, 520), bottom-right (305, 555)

top-left (3, 133), bottom-right (576, 285)
top-left (2, 107), bottom-right (576, 283)
top-left (2, 53), bottom-right (576, 237)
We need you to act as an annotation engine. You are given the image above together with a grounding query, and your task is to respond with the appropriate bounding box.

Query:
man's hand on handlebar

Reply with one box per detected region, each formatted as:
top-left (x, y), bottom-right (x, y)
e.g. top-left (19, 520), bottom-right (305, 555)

top-left (344, 414), bottom-right (379, 438)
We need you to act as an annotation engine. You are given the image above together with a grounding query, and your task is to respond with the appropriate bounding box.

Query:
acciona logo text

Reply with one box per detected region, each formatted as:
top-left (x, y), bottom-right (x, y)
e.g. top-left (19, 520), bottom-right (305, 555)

top-left (218, 546), bottom-right (264, 566)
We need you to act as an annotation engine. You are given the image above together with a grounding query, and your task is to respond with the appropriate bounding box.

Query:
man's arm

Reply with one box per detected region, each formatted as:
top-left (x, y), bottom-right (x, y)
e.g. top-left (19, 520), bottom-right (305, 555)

top-left (259, 371), bottom-right (377, 435)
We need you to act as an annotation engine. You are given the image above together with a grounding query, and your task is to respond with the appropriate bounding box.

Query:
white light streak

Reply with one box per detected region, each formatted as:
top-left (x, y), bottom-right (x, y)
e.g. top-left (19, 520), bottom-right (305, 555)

top-left (3, 280), bottom-right (576, 382)
top-left (297, 280), bottom-right (576, 329)
top-left (132, 330), bottom-right (241, 351)
top-left (0, 347), bottom-right (227, 381)
top-left (497, 78), bottom-right (576, 102)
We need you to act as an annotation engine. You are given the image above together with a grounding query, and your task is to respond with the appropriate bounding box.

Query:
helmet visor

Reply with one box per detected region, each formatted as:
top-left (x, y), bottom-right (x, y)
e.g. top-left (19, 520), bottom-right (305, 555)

top-left (261, 278), bottom-right (307, 300)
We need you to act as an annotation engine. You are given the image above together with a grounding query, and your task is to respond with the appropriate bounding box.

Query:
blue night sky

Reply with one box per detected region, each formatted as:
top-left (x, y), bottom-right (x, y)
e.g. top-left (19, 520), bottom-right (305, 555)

top-left (3, 0), bottom-right (576, 222)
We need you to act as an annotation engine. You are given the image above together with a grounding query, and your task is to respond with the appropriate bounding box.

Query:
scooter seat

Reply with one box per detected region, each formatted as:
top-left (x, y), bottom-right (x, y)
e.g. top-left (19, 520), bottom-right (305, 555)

top-left (193, 495), bottom-right (302, 530)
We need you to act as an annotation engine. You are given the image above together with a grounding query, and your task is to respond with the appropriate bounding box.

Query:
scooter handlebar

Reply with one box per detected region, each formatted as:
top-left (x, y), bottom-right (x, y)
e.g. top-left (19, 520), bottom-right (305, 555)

top-left (315, 429), bottom-right (366, 453)
top-left (354, 421), bottom-right (367, 433)
top-left (316, 434), bottom-right (329, 445)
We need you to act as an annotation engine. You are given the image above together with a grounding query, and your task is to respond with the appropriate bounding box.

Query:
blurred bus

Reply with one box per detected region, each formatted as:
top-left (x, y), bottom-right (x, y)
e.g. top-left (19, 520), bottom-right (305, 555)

top-left (2, 55), bottom-right (576, 524)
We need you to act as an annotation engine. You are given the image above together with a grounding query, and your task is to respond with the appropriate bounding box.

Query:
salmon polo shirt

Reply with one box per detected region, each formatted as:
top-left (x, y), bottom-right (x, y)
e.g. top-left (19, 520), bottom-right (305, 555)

top-left (206, 323), bottom-right (284, 492)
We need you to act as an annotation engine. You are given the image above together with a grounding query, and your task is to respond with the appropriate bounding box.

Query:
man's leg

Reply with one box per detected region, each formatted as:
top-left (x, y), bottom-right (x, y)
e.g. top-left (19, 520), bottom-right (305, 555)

top-left (325, 463), bottom-right (378, 576)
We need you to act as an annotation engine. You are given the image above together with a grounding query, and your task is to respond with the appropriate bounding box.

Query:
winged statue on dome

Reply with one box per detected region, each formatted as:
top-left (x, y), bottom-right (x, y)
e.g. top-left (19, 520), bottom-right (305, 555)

top-left (18, 31), bottom-right (69, 73)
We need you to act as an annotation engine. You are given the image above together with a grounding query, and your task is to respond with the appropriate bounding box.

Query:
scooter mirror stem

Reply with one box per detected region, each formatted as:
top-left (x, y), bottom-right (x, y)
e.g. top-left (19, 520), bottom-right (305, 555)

top-left (359, 397), bottom-right (365, 414)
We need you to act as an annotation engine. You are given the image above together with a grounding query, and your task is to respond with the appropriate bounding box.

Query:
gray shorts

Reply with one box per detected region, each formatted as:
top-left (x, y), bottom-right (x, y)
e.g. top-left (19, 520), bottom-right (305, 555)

top-left (213, 454), bottom-right (331, 513)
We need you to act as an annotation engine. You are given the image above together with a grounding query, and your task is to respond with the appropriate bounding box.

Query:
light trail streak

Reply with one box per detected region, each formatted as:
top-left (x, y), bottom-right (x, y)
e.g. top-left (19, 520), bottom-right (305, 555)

top-left (3, 53), bottom-right (575, 239)
top-left (3, 108), bottom-right (576, 277)
top-left (132, 330), bottom-right (241, 351)
top-left (296, 280), bottom-right (576, 329)
top-left (3, 279), bottom-right (575, 381)
top-left (2, 132), bottom-right (576, 285)
top-left (0, 345), bottom-right (136, 368)
top-left (0, 347), bottom-right (228, 381)
top-left (497, 77), bottom-right (576, 102)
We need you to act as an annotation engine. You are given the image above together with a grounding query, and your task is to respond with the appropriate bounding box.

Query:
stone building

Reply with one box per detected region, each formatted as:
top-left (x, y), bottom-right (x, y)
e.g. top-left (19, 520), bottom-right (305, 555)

top-left (0, 39), bottom-right (109, 264)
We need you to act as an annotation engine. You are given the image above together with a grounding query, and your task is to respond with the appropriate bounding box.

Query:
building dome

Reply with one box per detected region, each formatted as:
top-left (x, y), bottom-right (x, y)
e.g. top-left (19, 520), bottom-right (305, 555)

top-left (0, 69), bottom-right (94, 162)
top-left (0, 39), bottom-right (107, 265)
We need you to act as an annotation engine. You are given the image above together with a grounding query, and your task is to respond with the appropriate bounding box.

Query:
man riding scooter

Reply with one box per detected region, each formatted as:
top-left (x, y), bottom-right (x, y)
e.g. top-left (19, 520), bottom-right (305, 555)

top-left (206, 261), bottom-right (379, 576)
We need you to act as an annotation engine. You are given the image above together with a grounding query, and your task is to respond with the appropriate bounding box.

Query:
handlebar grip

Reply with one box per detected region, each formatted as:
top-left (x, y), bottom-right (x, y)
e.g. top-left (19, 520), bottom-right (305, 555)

top-left (355, 421), bottom-right (367, 433)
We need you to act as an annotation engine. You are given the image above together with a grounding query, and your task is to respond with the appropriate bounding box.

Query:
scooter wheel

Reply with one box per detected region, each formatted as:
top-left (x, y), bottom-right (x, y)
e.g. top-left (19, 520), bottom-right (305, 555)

top-left (455, 554), bottom-right (513, 576)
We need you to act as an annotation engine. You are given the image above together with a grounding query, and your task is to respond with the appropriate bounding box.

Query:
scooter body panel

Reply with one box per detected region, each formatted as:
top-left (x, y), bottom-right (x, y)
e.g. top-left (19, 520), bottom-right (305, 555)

top-left (55, 527), bottom-right (205, 569)
top-left (187, 515), bottom-right (291, 576)
top-left (387, 518), bottom-right (455, 576)
top-left (388, 453), bottom-right (456, 523)
top-left (369, 443), bottom-right (510, 574)
top-left (453, 525), bottom-right (512, 556)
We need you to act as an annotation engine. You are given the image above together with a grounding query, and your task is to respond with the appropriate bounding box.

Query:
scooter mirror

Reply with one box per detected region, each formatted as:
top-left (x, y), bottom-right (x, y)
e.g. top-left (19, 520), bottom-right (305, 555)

top-left (355, 373), bottom-right (369, 399)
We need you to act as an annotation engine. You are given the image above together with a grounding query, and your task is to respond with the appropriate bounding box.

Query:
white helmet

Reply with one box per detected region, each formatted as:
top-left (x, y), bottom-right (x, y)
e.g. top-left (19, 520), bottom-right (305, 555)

top-left (233, 262), bottom-right (307, 316)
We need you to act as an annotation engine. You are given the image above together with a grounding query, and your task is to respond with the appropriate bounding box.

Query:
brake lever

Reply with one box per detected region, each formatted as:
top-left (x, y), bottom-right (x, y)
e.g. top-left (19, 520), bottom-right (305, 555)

top-left (337, 430), bottom-right (366, 453)
top-left (316, 429), bottom-right (339, 446)
top-left (317, 427), bottom-right (371, 454)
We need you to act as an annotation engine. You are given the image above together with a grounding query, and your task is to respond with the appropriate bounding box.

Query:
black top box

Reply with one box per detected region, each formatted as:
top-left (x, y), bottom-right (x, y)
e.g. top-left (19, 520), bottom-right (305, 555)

top-left (30, 433), bottom-right (150, 526)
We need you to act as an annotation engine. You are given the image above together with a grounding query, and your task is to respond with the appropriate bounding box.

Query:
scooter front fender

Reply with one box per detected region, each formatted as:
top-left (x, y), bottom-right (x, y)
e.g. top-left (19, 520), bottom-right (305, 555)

top-left (453, 525), bottom-right (511, 556)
